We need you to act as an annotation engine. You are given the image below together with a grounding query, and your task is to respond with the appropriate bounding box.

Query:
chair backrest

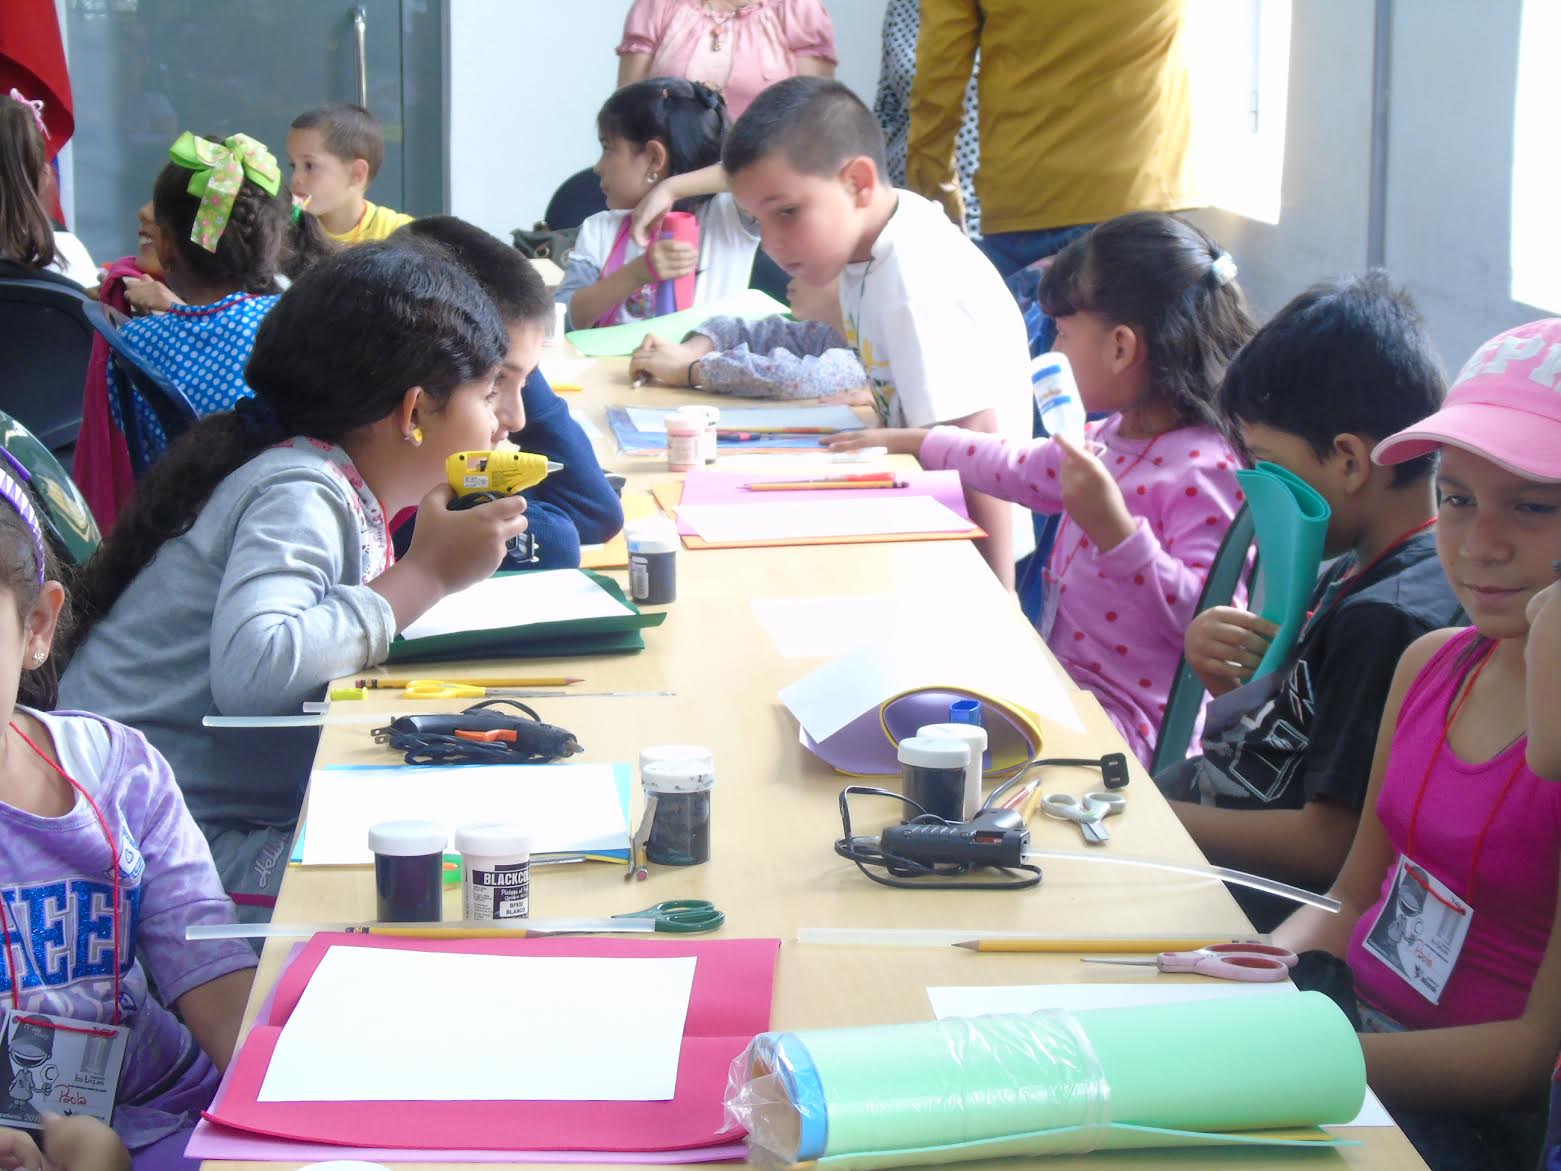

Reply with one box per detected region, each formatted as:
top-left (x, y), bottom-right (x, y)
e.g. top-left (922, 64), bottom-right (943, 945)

top-left (543, 166), bottom-right (608, 232)
top-left (80, 300), bottom-right (199, 477)
top-left (1149, 503), bottom-right (1259, 777)
top-left (0, 407), bottom-right (100, 567)
top-left (0, 267), bottom-right (94, 454)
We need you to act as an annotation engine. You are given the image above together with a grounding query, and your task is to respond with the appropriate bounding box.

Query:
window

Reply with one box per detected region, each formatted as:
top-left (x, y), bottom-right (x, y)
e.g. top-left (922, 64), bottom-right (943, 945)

top-left (1183, 0), bottom-right (1292, 225)
top-left (1511, 0), bottom-right (1561, 311)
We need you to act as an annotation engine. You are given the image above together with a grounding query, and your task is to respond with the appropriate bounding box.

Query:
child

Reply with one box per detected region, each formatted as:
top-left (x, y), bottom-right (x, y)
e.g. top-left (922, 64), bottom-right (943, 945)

top-left (557, 77), bottom-right (758, 332)
top-left (1157, 274), bottom-right (1459, 930)
top-left (0, 455), bottom-right (256, 1167)
top-left (395, 216), bottom-right (624, 566)
top-left (826, 213), bottom-right (1253, 761)
top-left (59, 241), bottom-right (528, 915)
top-left (0, 91), bottom-right (93, 287)
top-left (107, 131), bottom-right (290, 470)
top-left (1531, 568), bottom-right (1561, 781)
top-left (2, 1114), bottom-right (131, 1171)
top-left (623, 76), bottom-right (1032, 584)
top-left (1274, 320), bottom-right (1561, 1171)
top-left (286, 102), bottom-right (412, 245)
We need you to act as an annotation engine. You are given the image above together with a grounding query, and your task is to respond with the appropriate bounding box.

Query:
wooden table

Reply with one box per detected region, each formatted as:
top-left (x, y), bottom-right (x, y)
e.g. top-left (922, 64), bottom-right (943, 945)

top-left (204, 359), bottom-right (1426, 1169)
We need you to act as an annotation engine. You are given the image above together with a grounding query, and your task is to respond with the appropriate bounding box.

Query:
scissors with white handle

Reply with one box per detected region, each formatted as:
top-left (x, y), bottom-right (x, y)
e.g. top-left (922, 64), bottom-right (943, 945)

top-left (1042, 791), bottom-right (1126, 844)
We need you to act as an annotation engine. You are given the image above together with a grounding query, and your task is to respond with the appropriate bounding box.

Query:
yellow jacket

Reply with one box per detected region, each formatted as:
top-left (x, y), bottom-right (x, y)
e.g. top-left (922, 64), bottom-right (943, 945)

top-left (908, 0), bottom-right (1198, 235)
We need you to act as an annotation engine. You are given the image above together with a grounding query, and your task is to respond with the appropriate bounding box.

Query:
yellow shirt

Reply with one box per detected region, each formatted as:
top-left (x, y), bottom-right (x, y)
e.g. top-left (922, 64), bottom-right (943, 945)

top-left (323, 200), bottom-right (415, 246)
top-left (908, 0), bottom-right (1197, 235)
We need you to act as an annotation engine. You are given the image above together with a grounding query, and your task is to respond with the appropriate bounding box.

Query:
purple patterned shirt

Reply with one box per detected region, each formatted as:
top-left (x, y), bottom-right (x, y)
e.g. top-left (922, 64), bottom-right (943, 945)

top-left (0, 709), bottom-right (256, 1151)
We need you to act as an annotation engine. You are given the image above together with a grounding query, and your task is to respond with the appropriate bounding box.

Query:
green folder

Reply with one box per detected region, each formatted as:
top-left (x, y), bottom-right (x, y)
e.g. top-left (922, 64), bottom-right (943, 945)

top-left (1236, 461), bottom-right (1332, 679)
top-left (564, 289), bottom-right (790, 357)
top-left (386, 571), bottom-right (666, 663)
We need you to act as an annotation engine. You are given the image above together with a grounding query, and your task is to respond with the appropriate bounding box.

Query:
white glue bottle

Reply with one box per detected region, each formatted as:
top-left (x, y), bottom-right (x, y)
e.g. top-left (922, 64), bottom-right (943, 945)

top-left (1030, 351), bottom-right (1086, 447)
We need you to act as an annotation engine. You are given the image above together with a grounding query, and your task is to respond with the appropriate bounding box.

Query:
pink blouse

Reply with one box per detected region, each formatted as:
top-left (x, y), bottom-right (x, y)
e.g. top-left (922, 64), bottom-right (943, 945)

top-left (618, 0), bottom-right (838, 120)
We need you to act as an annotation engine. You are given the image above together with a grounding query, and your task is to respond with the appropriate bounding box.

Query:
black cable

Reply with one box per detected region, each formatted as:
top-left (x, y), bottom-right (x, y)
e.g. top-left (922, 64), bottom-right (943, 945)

top-left (982, 754), bottom-right (1121, 811)
top-left (833, 786), bottom-right (1043, 891)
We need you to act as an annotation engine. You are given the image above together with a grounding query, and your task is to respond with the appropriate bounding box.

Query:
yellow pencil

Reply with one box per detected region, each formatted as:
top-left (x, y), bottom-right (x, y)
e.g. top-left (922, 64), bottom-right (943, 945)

top-left (953, 936), bottom-right (1263, 954)
top-left (356, 676), bottom-right (583, 689)
top-left (742, 481), bottom-right (905, 492)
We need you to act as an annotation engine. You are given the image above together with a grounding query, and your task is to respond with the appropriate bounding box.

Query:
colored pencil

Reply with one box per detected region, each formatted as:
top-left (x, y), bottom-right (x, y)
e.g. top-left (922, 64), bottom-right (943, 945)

top-left (952, 936), bottom-right (1263, 954)
top-left (356, 676), bottom-right (583, 689)
top-left (716, 426), bottom-right (836, 436)
top-left (742, 481), bottom-right (905, 492)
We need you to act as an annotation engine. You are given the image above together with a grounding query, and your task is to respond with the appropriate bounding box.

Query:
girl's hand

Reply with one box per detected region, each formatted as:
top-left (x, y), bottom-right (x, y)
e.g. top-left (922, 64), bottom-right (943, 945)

top-left (643, 239), bottom-right (698, 283)
top-left (405, 483), bottom-right (530, 595)
top-left (1185, 606), bottom-right (1278, 695)
top-left (823, 428), bottom-right (926, 456)
top-left (40, 1115), bottom-right (130, 1171)
top-left (630, 180), bottom-right (679, 246)
top-left (0, 1127), bottom-right (44, 1171)
top-left (629, 335), bottom-right (713, 387)
top-left (1055, 433), bottom-right (1134, 551)
top-left (122, 275), bottom-right (183, 315)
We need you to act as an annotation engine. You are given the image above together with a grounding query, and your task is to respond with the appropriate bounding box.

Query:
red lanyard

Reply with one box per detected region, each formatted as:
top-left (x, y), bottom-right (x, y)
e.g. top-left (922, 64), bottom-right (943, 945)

top-left (1306, 517), bottom-right (1439, 634)
top-left (0, 722), bottom-right (123, 1026)
top-left (1045, 429), bottom-right (1168, 585)
top-left (1403, 643), bottom-right (1527, 904)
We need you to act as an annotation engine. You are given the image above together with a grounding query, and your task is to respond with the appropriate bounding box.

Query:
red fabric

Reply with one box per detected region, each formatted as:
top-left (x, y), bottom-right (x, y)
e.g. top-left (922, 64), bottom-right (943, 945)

top-left (74, 257), bottom-right (139, 530)
top-left (205, 934), bottom-right (781, 1151)
top-left (0, 0), bottom-right (73, 223)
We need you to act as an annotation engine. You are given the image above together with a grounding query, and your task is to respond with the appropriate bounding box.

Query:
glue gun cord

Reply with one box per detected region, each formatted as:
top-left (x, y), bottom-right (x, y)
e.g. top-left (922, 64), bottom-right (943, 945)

top-left (1021, 849), bottom-right (1342, 913)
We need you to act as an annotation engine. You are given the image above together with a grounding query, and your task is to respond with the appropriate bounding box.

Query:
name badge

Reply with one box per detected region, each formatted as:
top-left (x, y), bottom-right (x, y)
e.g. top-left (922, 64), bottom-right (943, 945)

top-left (1361, 855), bottom-right (1473, 1005)
top-left (0, 1010), bottom-right (129, 1130)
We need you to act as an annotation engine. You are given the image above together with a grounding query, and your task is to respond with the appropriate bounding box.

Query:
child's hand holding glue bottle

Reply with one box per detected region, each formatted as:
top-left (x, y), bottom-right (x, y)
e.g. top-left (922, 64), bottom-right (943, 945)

top-left (1035, 351), bottom-right (1137, 553)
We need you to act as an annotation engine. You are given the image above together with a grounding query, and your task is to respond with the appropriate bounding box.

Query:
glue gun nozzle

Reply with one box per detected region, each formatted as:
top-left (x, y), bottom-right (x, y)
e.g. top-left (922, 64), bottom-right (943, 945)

top-left (547, 461), bottom-right (565, 474)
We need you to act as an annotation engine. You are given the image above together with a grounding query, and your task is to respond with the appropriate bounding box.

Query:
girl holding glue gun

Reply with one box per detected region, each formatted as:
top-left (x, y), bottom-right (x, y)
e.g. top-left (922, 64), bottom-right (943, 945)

top-left (60, 241), bottom-right (526, 919)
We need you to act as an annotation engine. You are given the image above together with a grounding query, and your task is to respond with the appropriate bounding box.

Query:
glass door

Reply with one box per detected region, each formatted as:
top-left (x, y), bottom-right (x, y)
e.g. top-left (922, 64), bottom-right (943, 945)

top-left (60, 0), bottom-right (444, 263)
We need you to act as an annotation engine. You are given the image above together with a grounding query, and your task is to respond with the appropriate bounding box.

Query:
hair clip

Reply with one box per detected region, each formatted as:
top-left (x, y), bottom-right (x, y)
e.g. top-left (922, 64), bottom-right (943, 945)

top-left (7, 89), bottom-right (47, 141)
top-left (1208, 252), bottom-right (1238, 288)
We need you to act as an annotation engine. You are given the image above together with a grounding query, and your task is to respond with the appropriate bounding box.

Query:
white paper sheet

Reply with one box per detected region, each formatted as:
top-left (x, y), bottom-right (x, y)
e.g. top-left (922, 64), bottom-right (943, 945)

top-left (399, 569), bottom-right (631, 642)
top-left (624, 405), bottom-right (865, 436)
top-left (752, 595), bottom-right (950, 659)
top-left (926, 983), bottom-right (1392, 1128)
top-left (539, 357), bottom-right (596, 386)
top-left (678, 496), bottom-right (972, 544)
top-left (779, 637), bottom-right (1082, 740)
top-left (299, 763), bottom-right (628, 866)
top-left (259, 948), bottom-right (696, 1102)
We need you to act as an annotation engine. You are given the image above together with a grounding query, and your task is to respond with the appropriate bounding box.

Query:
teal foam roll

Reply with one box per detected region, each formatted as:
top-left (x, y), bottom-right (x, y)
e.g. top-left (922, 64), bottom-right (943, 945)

top-left (726, 993), bottom-right (1365, 1170)
top-left (1236, 461), bottom-right (1332, 679)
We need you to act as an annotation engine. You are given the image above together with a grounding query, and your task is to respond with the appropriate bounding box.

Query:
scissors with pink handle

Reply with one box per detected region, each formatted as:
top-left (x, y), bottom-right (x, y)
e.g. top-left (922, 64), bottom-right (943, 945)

top-left (1082, 942), bottom-right (1300, 983)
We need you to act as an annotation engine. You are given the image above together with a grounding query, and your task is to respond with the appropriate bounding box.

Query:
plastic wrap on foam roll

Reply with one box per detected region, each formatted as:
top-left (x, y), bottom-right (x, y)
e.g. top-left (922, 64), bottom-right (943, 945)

top-left (724, 1010), bottom-right (1111, 1169)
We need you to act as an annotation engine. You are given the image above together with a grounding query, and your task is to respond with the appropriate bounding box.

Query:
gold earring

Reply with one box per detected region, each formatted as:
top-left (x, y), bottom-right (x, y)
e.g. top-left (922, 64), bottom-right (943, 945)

top-left (409, 426), bottom-right (423, 447)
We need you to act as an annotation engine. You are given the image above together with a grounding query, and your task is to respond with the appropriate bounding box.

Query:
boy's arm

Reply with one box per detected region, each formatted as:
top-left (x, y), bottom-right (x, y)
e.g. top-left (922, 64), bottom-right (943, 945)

top-left (906, 0), bottom-right (981, 226)
top-left (1273, 629), bottom-right (1458, 957)
top-left (631, 165), bottom-right (729, 244)
top-left (517, 369), bottom-right (623, 546)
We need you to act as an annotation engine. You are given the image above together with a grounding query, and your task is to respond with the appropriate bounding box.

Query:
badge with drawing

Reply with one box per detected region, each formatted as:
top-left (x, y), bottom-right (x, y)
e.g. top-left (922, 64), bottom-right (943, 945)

top-left (1361, 856), bottom-right (1474, 1005)
top-left (0, 1010), bottom-right (129, 1129)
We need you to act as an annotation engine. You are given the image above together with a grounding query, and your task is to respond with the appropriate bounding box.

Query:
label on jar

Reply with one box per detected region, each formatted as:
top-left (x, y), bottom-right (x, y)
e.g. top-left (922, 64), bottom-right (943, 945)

top-left (629, 553), bottom-right (650, 601)
top-left (463, 860), bottom-right (530, 920)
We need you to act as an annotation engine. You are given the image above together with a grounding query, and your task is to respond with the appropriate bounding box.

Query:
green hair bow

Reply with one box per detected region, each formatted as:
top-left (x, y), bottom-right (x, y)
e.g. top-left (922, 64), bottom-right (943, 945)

top-left (167, 131), bottom-right (282, 252)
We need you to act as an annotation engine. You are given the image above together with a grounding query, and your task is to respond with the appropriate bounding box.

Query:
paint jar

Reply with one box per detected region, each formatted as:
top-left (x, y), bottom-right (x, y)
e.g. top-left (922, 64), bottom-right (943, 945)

top-left (455, 822), bottom-right (532, 921)
top-left (368, 820), bottom-right (446, 922)
top-left (897, 736), bottom-right (971, 823)
top-left (545, 301), bottom-right (568, 347)
top-left (666, 408), bottom-right (704, 473)
top-left (640, 746), bottom-right (715, 866)
top-left (696, 405), bottom-right (720, 465)
top-left (916, 721), bottom-right (988, 821)
top-left (627, 517), bottom-right (679, 605)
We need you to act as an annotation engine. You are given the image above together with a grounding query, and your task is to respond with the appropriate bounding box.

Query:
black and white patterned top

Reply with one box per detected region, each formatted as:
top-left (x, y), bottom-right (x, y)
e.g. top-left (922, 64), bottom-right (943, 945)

top-left (874, 0), bottom-right (981, 238)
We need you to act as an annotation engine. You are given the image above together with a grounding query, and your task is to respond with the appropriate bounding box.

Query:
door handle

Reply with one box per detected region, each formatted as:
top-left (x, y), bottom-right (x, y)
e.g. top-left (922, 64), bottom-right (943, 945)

top-left (353, 5), bottom-right (368, 107)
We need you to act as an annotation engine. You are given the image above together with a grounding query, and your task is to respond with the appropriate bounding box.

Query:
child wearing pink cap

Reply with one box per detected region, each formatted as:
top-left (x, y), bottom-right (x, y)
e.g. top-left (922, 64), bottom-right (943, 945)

top-left (1275, 318), bottom-right (1561, 1171)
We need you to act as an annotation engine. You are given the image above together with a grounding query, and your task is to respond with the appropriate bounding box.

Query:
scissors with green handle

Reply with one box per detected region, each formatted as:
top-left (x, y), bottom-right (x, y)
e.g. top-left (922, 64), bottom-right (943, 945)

top-left (615, 900), bottom-right (725, 933)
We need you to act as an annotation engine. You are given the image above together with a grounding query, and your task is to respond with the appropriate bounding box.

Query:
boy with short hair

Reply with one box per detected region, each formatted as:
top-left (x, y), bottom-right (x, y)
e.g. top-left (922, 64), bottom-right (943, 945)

top-left (1156, 272), bottom-right (1460, 929)
top-left (625, 76), bottom-right (1032, 585)
top-left (392, 216), bottom-right (623, 567)
top-left (287, 103), bottom-right (413, 244)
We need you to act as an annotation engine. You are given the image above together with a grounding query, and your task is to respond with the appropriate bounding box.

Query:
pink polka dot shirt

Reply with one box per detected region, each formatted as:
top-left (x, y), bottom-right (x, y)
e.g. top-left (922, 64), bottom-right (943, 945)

top-left (921, 414), bottom-right (1245, 763)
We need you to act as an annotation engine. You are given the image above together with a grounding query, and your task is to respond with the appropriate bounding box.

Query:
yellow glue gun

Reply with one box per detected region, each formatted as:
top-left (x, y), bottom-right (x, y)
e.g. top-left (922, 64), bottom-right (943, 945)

top-left (445, 450), bottom-right (563, 561)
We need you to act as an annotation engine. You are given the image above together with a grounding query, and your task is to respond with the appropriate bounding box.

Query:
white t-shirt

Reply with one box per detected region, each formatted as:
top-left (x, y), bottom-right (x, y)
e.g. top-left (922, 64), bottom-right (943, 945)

top-left (837, 189), bottom-right (1034, 552)
top-left (48, 229), bottom-right (98, 288)
top-left (563, 194), bottom-right (758, 327)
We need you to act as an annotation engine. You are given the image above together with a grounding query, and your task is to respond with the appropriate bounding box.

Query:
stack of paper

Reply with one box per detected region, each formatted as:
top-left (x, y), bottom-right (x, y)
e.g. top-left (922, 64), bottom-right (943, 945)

top-left (608, 403), bottom-right (865, 453)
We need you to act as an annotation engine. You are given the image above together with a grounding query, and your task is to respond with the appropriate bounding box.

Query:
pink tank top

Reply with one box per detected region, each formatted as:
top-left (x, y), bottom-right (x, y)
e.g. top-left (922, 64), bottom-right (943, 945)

top-left (1348, 627), bottom-right (1561, 1029)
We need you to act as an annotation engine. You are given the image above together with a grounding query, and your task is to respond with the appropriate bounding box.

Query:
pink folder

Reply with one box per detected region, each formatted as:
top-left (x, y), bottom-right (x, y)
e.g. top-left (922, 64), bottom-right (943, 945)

top-left (204, 934), bottom-right (781, 1152)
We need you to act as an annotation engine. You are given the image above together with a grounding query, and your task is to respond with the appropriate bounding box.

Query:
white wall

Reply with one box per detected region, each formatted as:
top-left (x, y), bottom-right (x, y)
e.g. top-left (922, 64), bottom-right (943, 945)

top-left (446, 0), bottom-right (887, 242)
top-left (1189, 0), bottom-right (1537, 371)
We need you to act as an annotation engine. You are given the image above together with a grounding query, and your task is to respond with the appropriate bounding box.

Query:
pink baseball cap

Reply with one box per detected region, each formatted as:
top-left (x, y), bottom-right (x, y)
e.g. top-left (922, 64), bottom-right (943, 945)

top-left (1373, 318), bottom-right (1561, 482)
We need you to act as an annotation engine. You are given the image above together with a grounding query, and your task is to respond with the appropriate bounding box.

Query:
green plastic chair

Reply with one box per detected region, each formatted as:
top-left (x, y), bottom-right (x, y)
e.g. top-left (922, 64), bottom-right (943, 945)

top-left (0, 408), bottom-right (101, 567)
top-left (1149, 503), bottom-right (1257, 777)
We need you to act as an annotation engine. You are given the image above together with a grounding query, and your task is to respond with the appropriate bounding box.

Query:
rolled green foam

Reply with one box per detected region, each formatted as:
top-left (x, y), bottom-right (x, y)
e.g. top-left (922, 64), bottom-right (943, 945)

top-left (729, 992), bottom-right (1365, 1169)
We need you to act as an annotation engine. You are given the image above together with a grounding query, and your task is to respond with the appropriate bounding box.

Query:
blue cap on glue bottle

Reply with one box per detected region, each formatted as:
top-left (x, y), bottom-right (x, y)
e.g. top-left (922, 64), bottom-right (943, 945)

top-left (949, 699), bottom-right (983, 726)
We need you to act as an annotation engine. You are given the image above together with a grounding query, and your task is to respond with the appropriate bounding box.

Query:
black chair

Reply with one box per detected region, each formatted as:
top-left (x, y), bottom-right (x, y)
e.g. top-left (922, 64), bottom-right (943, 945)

top-left (0, 264), bottom-right (94, 455)
top-left (544, 167), bottom-right (609, 232)
top-left (1149, 503), bottom-right (1259, 776)
top-left (80, 300), bottom-right (198, 478)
